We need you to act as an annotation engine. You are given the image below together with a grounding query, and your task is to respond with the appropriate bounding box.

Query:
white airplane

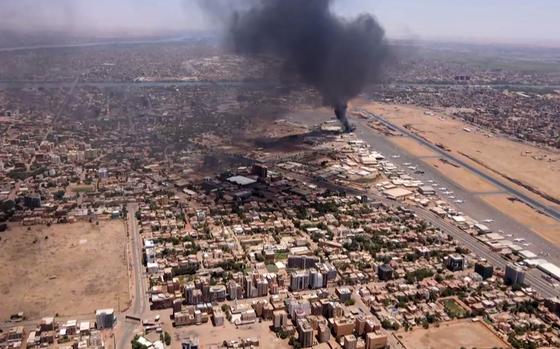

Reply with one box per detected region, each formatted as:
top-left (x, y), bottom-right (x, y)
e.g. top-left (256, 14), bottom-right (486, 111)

top-left (482, 219), bottom-right (494, 223)
top-left (454, 199), bottom-right (464, 204)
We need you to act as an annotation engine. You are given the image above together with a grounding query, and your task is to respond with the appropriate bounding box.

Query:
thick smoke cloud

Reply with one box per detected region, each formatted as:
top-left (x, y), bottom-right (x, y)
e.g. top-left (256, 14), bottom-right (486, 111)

top-left (228, 0), bottom-right (389, 131)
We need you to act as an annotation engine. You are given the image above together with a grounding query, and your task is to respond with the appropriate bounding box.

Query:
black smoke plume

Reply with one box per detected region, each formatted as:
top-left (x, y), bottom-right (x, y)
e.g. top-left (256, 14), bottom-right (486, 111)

top-left (228, 0), bottom-right (389, 132)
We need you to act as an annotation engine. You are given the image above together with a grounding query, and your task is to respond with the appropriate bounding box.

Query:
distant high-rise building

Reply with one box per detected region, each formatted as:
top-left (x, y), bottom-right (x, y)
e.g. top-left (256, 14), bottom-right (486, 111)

top-left (256, 279), bottom-right (269, 297)
top-left (545, 297), bottom-right (560, 316)
top-left (343, 334), bottom-right (357, 349)
top-left (273, 310), bottom-right (288, 329)
top-left (297, 319), bottom-right (314, 348)
top-left (290, 270), bottom-right (310, 292)
top-left (288, 255), bottom-right (320, 269)
top-left (24, 194), bottom-right (41, 209)
top-left (366, 332), bottom-right (388, 349)
top-left (244, 276), bottom-right (254, 298)
top-left (474, 262), bottom-right (494, 280)
top-left (504, 264), bottom-right (525, 286)
top-left (317, 323), bottom-right (330, 343)
top-left (95, 309), bottom-right (116, 329)
top-left (309, 269), bottom-right (324, 289)
top-left (377, 264), bottom-right (393, 281)
top-left (446, 254), bottom-right (465, 272)
top-left (252, 163), bottom-right (268, 179)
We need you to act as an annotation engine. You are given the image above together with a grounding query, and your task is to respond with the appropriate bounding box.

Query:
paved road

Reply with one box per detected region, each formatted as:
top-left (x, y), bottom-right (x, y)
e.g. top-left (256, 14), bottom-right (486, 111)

top-left (117, 203), bottom-right (146, 349)
top-left (364, 113), bottom-right (560, 222)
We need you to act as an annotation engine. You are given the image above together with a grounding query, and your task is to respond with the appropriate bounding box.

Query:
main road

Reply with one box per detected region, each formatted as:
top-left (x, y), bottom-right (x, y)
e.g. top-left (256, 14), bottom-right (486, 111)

top-left (117, 203), bottom-right (147, 349)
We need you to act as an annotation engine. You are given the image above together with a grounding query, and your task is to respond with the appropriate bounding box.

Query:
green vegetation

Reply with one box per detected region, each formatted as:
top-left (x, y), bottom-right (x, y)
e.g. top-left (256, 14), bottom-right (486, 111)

top-left (442, 299), bottom-right (467, 319)
top-left (7, 167), bottom-right (45, 180)
top-left (131, 336), bottom-right (148, 349)
top-left (381, 319), bottom-right (400, 331)
top-left (274, 251), bottom-right (288, 260)
top-left (219, 260), bottom-right (246, 273)
top-left (274, 328), bottom-right (290, 340)
top-left (405, 268), bottom-right (434, 284)
top-left (508, 335), bottom-right (538, 349)
top-left (314, 201), bottom-right (338, 214)
top-left (164, 332), bottom-right (171, 346)
top-left (266, 264), bottom-right (279, 273)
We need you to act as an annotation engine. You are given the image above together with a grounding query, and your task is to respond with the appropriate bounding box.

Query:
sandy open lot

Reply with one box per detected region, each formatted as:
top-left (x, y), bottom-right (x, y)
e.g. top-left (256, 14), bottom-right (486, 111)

top-left (170, 319), bottom-right (290, 349)
top-left (397, 320), bottom-right (510, 349)
top-left (389, 136), bottom-right (438, 158)
top-left (0, 221), bottom-right (128, 320)
top-left (480, 194), bottom-right (560, 245)
top-left (360, 102), bottom-right (560, 207)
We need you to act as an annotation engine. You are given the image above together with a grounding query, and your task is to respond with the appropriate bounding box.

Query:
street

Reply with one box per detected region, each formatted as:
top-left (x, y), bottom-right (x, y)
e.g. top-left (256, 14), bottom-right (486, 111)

top-left (116, 203), bottom-right (147, 349)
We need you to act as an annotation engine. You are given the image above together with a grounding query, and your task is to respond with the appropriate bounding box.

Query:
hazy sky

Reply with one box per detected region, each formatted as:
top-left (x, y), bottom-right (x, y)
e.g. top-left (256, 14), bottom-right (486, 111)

top-left (1, 0), bottom-right (559, 45)
top-left (335, 0), bottom-right (560, 44)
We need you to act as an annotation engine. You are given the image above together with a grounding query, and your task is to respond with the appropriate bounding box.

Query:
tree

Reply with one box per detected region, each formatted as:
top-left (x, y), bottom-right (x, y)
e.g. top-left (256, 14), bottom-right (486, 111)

top-left (0, 199), bottom-right (15, 213)
top-left (131, 335), bottom-right (148, 349)
top-left (54, 190), bottom-right (65, 200)
top-left (164, 332), bottom-right (171, 346)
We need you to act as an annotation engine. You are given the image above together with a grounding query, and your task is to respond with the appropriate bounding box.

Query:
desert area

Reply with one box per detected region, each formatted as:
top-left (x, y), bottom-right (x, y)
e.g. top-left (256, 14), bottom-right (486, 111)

top-left (0, 221), bottom-right (129, 320)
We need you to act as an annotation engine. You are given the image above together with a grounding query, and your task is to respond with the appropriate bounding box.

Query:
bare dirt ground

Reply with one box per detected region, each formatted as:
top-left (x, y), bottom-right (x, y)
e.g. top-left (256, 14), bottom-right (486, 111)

top-left (170, 320), bottom-right (290, 349)
top-left (360, 102), bottom-right (560, 208)
top-left (0, 221), bottom-right (128, 320)
top-left (480, 194), bottom-right (560, 245)
top-left (397, 320), bottom-right (510, 349)
top-left (389, 136), bottom-right (438, 158)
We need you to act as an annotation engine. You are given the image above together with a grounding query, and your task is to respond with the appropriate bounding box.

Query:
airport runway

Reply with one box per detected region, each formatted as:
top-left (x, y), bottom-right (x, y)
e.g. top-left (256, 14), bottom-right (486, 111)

top-left (351, 116), bottom-right (560, 266)
top-left (285, 110), bottom-right (560, 297)
top-left (363, 113), bottom-right (560, 222)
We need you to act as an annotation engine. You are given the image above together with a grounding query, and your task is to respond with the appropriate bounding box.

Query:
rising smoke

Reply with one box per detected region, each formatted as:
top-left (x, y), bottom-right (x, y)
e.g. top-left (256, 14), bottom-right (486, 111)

top-left (227, 0), bottom-right (389, 132)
